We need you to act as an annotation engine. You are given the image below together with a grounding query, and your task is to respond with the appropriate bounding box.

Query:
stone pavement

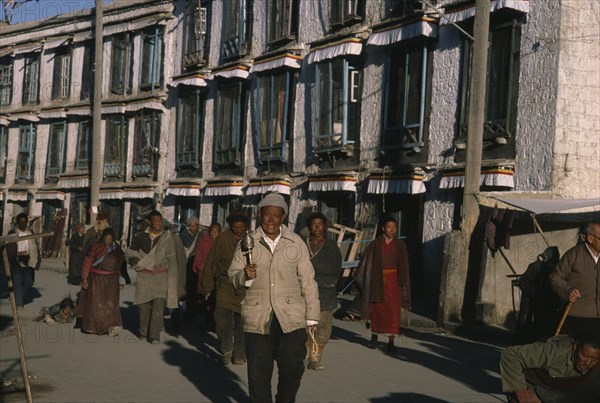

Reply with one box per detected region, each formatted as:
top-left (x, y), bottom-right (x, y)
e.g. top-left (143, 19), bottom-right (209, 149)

top-left (1, 269), bottom-right (507, 402)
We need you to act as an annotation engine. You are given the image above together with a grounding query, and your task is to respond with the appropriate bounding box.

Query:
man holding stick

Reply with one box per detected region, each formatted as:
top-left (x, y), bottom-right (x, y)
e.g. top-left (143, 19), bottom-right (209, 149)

top-left (549, 222), bottom-right (600, 338)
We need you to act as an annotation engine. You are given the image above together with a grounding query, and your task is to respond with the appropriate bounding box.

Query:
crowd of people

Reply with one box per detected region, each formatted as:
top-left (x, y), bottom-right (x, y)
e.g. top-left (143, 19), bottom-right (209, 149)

top-left (3, 196), bottom-right (598, 403)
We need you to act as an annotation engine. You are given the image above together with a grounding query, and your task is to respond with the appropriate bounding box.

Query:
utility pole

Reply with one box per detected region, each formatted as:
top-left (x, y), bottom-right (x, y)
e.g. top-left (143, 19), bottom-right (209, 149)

top-left (459, 0), bottom-right (489, 320)
top-left (90, 0), bottom-right (104, 222)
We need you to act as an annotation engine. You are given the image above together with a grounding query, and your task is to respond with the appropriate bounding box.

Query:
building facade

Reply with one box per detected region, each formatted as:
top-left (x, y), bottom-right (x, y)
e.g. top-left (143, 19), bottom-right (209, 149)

top-left (1, 0), bottom-right (598, 325)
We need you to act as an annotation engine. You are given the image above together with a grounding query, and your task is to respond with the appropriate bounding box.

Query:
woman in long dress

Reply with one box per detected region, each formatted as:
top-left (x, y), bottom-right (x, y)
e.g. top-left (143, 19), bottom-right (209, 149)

top-left (78, 228), bottom-right (125, 336)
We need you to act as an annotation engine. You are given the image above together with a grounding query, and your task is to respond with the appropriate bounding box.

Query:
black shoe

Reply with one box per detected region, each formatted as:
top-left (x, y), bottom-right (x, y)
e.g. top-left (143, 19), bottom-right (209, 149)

top-left (368, 338), bottom-right (378, 349)
top-left (387, 343), bottom-right (397, 353)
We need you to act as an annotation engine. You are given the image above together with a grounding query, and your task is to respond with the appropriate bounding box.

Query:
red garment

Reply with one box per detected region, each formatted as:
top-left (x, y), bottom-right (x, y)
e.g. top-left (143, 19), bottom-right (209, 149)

top-left (353, 236), bottom-right (411, 321)
top-left (192, 232), bottom-right (216, 292)
top-left (370, 269), bottom-right (402, 335)
top-left (78, 241), bottom-right (124, 334)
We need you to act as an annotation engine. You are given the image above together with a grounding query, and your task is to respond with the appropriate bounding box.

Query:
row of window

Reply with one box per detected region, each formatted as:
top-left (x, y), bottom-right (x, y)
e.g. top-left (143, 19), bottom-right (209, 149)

top-left (0, 27), bottom-right (162, 107)
top-left (179, 16), bottom-right (520, 170)
top-left (0, 111), bottom-right (159, 184)
top-left (181, 0), bottom-right (427, 68)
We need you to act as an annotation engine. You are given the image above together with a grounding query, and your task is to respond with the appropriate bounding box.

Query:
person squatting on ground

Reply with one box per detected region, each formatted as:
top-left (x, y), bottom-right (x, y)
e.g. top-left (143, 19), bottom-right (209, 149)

top-left (67, 223), bottom-right (86, 285)
top-left (201, 211), bottom-right (249, 365)
top-left (190, 222), bottom-right (221, 326)
top-left (303, 212), bottom-right (342, 370)
top-left (6, 213), bottom-right (35, 309)
top-left (500, 334), bottom-right (600, 403)
top-left (36, 297), bottom-right (77, 324)
top-left (353, 216), bottom-right (411, 352)
top-left (229, 193), bottom-right (320, 403)
top-left (127, 211), bottom-right (186, 344)
top-left (549, 222), bottom-right (600, 338)
top-left (78, 228), bottom-right (125, 336)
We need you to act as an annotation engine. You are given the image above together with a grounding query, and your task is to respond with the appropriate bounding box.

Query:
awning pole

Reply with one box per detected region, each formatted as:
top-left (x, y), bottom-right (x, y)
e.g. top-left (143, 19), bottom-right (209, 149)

top-left (531, 214), bottom-right (551, 248)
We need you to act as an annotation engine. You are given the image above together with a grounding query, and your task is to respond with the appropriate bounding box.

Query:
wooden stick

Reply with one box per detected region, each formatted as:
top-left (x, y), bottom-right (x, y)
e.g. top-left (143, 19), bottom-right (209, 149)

top-left (554, 302), bottom-right (573, 336)
top-left (3, 249), bottom-right (33, 403)
top-left (531, 214), bottom-right (551, 248)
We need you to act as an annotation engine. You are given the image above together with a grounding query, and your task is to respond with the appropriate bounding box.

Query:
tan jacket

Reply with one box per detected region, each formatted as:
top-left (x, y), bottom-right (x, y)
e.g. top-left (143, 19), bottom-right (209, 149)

top-left (229, 225), bottom-right (320, 334)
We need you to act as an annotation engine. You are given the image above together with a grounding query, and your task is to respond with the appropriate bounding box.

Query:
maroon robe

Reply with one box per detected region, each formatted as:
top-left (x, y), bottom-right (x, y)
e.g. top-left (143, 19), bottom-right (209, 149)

top-left (353, 236), bottom-right (411, 334)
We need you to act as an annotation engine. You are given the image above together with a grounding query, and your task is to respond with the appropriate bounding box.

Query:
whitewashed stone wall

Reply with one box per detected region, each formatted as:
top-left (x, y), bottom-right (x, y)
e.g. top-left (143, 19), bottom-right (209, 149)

top-left (552, 0), bottom-right (600, 199)
top-left (514, 0), bottom-right (561, 191)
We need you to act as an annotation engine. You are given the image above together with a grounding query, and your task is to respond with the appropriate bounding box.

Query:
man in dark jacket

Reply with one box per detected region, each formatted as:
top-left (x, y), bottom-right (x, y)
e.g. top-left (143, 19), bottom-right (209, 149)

top-left (201, 211), bottom-right (248, 365)
top-left (6, 213), bottom-right (35, 308)
top-left (303, 212), bottom-right (342, 370)
top-left (549, 222), bottom-right (600, 338)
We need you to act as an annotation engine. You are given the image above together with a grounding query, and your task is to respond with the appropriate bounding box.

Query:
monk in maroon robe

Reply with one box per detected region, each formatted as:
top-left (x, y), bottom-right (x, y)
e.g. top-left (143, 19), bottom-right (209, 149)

top-left (353, 216), bottom-right (411, 352)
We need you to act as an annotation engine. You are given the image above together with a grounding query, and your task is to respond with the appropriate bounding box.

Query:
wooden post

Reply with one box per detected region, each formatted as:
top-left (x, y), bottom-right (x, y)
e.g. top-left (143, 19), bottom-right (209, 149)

top-left (1, 232), bottom-right (53, 403)
top-left (458, 0), bottom-right (490, 321)
top-left (90, 0), bottom-right (104, 222)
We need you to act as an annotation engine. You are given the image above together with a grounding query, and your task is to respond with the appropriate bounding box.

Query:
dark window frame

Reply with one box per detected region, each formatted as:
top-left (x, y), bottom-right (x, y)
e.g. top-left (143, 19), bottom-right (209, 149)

top-left (80, 44), bottom-right (94, 100)
top-left (330, 0), bottom-right (362, 27)
top-left (457, 16), bottom-right (522, 148)
top-left (17, 123), bottom-right (36, 182)
top-left (255, 70), bottom-right (293, 163)
top-left (46, 121), bottom-right (67, 179)
top-left (51, 48), bottom-right (72, 100)
top-left (382, 39), bottom-right (433, 152)
top-left (214, 81), bottom-right (245, 167)
top-left (104, 114), bottom-right (128, 179)
top-left (22, 54), bottom-right (41, 104)
top-left (176, 87), bottom-right (206, 170)
top-left (221, 0), bottom-right (251, 61)
top-left (110, 33), bottom-right (134, 96)
top-left (0, 58), bottom-right (13, 107)
top-left (314, 57), bottom-right (361, 153)
top-left (75, 120), bottom-right (91, 171)
top-left (267, 0), bottom-right (297, 46)
top-left (133, 110), bottom-right (160, 178)
top-left (139, 27), bottom-right (164, 92)
top-left (183, 1), bottom-right (209, 69)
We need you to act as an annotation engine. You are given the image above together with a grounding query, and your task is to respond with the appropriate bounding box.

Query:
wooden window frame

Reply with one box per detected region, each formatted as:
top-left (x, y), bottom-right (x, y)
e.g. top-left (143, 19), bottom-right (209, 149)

top-left (256, 71), bottom-right (293, 163)
top-left (22, 54), bottom-right (40, 104)
top-left (382, 41), bottom-right (431, 151)
top-left (17, 123), bottom-right (36, 182)
top-left (46, 121), bottom-right (67, 179)
top-left (214, 81), bottom-right (244, 167)
top-left (104, 115), bottom-right (128, 179)
top-left (314, 58), bottom-right (360, 152)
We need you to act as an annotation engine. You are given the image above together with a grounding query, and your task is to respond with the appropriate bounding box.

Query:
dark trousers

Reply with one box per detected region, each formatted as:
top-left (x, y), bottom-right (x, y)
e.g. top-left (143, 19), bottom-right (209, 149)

top-left (214, 307), bottom-right (245, 359)
top-left (12, 266), bottom-right (34, 308)
top-left (138, 298), bottom-right (166, 340)
top-left (245, 316), bottom-right (307, 403)
top-left (184, 264), bottom-right (199, 320)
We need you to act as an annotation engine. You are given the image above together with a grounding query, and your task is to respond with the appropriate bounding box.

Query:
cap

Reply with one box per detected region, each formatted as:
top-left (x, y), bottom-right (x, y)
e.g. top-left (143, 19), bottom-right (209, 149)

top-left (258, 193), bottom-right (288, 216)
top-left (187, 216), bottom-right (200, 226)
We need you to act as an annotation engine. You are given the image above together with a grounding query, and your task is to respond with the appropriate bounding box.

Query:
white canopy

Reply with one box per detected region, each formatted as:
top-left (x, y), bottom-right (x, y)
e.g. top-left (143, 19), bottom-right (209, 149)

top-left (494, 197), bottom-right (600, 215)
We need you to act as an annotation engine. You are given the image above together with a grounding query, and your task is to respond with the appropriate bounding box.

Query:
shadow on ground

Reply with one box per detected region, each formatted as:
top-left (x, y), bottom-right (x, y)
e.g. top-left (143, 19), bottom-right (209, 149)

top-left (331, 323), bottom-right (503, 396)
top-left (161, 319), bottom-right (249, 403)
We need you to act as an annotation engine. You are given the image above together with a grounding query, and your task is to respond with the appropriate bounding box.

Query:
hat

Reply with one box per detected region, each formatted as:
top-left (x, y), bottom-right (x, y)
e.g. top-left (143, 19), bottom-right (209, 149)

top-left (187, 216), bottom-right (200, 226)
top-left (258, 193), bottom-right (288, 216)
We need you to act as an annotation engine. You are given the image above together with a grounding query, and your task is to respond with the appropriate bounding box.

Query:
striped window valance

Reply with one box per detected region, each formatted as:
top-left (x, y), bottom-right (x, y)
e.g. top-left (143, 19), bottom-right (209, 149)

top-left (440, 166), bottom-right (515, 189)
